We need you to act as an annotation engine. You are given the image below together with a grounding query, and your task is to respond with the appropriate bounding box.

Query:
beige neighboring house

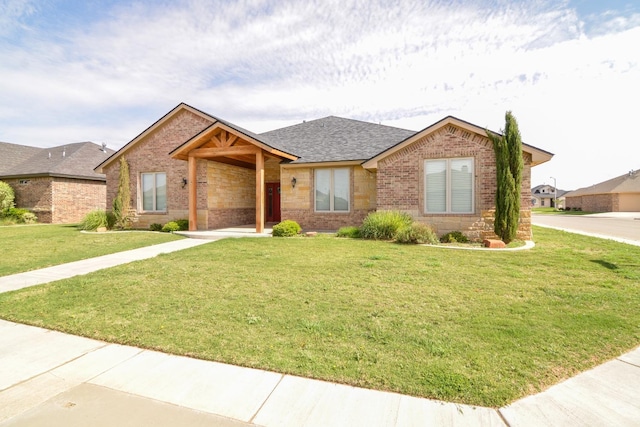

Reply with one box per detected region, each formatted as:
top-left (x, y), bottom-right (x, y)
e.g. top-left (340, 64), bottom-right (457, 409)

top-left (0, 141), bottom-right (114, 223)
top-left (565, 169), bottom-right (640, 212)
top-left (96, 103), bottom-right (554, 241)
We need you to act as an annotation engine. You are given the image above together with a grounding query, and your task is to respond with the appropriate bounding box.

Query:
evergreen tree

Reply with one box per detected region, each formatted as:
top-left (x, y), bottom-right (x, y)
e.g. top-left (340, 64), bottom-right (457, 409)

top-left (112, 156), bottom-right (131, 229)
top-left (487, 111), bottom-right (523, 243)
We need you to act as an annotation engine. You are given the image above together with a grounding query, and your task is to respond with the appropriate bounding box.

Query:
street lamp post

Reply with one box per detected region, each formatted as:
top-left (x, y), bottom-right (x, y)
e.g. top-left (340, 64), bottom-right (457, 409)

top-left (550, 176), bottom-right (557, 209)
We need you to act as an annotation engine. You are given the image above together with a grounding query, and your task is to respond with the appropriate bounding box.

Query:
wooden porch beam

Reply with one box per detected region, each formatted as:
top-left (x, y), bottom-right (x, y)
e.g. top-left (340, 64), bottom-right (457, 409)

top-left (255, 149), bottom-right (265, 234)
top-left (190, 145), bottom-right (260, 158)
top-left (188, 155), bottom-right (197, 231)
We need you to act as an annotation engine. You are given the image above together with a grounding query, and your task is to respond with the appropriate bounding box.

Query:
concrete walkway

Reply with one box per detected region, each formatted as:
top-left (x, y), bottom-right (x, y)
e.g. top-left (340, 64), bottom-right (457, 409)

top-left (1, 231), bottom-right (639, 425)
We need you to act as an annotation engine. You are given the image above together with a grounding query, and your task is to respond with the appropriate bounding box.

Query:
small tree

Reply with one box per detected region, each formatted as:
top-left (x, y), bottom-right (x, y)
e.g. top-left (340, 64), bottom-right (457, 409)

top-left (487, 111), bottom-right (523, 243)
top-left (0, 181), bottom-right (15, 213)
top-left (112, 156), bottom-right (132, 229)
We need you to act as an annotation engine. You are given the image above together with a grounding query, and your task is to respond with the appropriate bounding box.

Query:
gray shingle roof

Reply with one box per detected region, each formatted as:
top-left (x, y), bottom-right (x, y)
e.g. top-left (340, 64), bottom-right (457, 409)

top-left (259, 116), bottom-right (416, 163)
top-left (0, 141), bottom-right (114, 181)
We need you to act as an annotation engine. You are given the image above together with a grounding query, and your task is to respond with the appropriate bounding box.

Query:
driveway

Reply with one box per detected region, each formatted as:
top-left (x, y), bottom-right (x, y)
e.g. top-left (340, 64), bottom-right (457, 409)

top-left (532, 212), bottom-right (640, 245)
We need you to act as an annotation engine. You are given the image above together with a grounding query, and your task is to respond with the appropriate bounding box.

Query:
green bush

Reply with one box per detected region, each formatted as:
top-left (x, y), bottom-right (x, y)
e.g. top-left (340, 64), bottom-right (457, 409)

top-left (150, 223), bottom-right (163, 232)
top-left (272, 220), bottom-right (301, 237)
top-left (0, 181), bottom-right (15, 213)
top-left (395, 223), bottom-right (439, 244)
top-left (361, 210), bottom-right (413, 240)
top-left (5, 208), bottom-right (38, 224)
top-left (336, 226), bottom-right (361, 238)
top-left (440, 231), bottom-right (470, 244)
top-left (175, 219), bottom-right (189, 231)
top-left (78, 210), bottom-right (114, 231)
top-left (162, 221), bottom-right (181, 233)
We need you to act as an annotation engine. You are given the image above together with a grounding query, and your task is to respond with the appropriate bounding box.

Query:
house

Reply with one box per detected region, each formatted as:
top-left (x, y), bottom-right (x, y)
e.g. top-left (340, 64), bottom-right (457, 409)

top-left (95, 103), bottom-right (553, 241)
top-left (564, 169), bottom-right (640, 212)
top-left (0, 141), bottom-right (114, 223)
top-left (531, 184), bottom-right (569, 208)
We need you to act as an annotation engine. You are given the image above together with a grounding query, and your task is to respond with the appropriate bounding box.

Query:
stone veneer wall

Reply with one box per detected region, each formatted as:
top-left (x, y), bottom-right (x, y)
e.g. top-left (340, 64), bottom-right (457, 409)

top-left (376, 124), bottom-right (532, 241)
top-left (207, 161), bottom-right (255, 229)
top-left (280, 165), bottom-right (376, 230)
top-left (103, 110), bottom-right (213, 229)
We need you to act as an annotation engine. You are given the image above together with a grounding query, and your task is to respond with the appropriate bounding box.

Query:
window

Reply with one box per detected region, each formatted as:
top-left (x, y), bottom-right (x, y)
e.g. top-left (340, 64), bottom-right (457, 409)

top-left (315, 168), bottom-right (350, 212)
top-left (141, 172), bottom-right (167, 212)
top-left (425, 158), bottom-right (474, 213)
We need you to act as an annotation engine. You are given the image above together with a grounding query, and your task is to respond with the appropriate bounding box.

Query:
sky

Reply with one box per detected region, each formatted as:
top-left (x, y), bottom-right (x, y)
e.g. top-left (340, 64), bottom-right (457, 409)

top-left (1, 0), bottom-right (639, 190)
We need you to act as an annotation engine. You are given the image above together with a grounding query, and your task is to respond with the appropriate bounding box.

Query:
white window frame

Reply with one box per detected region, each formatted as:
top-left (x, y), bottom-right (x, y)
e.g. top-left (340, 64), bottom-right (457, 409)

top-left (424, 158), bottom-right (474, 214)
top-left (140, 172), bottom-right (167, 212)
top-left (314, 168), bottom-right (350, 212)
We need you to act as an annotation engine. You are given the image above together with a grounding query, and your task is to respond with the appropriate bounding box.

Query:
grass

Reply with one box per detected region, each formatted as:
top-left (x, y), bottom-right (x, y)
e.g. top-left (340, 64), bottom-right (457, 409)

top-left (532, 207), bottom-right (594, 215)
top-left (0, 227), bottom-right (638, 407)
top-left (0, 224), bottom-right (183, 276)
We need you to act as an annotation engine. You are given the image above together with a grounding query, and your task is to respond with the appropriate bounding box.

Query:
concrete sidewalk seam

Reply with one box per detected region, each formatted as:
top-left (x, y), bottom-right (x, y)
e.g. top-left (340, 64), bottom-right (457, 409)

top-left (0, 341), bottom-right (109, 394)
top-left (247, 373), bottom-right (285, 424)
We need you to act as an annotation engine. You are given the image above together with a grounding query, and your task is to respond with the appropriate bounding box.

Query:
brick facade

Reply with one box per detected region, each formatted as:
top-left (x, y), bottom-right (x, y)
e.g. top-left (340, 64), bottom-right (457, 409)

top-left (376, 124), bottom-right (533, 241)
top-left (103, 109), bottom-right (213, 229)
top-left (565, 194), bottom-right (618, 213)
top-left (6, 176), bottom-right (106, 223)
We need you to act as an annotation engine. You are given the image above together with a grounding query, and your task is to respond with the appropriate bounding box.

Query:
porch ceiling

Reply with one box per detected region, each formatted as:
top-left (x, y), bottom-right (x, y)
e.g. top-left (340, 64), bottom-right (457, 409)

top-left (170, 122), bottom-right (296, 169)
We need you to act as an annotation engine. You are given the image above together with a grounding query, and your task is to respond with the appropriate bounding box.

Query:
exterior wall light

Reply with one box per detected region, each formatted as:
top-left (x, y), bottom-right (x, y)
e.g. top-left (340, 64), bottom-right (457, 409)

top-left (291, 177), bottom-right (297, 188)
top-left (182, 178), bottom-right (188, 189)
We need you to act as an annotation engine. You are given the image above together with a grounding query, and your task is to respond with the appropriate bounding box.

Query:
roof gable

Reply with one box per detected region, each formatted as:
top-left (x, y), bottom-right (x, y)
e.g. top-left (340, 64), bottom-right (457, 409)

top-left (362, 116), bottom-right (553, 169)
top-left (95, 103), bottom-right (217, 173)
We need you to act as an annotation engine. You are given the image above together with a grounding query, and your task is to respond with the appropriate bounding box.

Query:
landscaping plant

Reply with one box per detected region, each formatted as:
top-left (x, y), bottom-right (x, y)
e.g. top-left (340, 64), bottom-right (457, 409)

top-left (0, 181), bottom-right (15, 213)
top-left (272, 219), bottom-right (301, 237)
top-left (487, 111), bottom-right (523, 244)
top-left (360, 210), bottom-right (413, 240)
top-left (112, 156), bottom-right (132, 229)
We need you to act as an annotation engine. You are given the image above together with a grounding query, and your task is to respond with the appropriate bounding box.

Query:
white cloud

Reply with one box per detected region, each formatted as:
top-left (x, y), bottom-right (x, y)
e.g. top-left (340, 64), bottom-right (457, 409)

top-left (0, 0), bottom-right (638, 189)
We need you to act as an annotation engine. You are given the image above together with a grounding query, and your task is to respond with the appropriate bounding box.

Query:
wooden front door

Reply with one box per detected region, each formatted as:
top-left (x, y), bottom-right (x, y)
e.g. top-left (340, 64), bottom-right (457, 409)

top-left (265, 182), bottom-right (281, 223)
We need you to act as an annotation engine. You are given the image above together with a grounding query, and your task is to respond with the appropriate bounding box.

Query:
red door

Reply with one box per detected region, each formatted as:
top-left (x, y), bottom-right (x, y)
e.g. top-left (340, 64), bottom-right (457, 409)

top-left (265, 182), bottom-right (281, 223)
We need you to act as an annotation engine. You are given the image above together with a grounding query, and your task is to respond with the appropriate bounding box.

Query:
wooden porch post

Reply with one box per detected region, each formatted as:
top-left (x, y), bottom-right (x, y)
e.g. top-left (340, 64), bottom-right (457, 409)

top-left (188, 155), bottom-right (197, 231)
top-left (255, 149), bottom-right (265, 233)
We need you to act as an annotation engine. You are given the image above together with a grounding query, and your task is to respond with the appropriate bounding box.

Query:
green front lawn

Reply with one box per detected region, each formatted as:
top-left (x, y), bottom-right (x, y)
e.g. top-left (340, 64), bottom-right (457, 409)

top-left (0, 227), bottom-right (638, 407)
top-left (532, 207), bottom-right (593, 215)
top-left (0, 224), bottom-right (183, 276)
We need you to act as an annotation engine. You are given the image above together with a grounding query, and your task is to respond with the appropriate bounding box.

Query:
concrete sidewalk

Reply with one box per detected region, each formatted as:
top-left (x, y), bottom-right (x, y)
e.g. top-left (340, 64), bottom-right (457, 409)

top-left (1, 319), bottom-right (638, 426)
top-left (1, 233), bottom-right (639, 425)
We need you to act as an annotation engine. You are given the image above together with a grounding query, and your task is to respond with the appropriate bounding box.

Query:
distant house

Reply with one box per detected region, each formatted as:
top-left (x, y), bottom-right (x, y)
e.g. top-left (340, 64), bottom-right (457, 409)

top-left (0, 141), bottom-right (114, 223)
top-left (531, 184), bottom-right (568, 208)
top-left (564, 169), bottom-right (640, 212)
top-left (96, 103), bottom-right (553, 241)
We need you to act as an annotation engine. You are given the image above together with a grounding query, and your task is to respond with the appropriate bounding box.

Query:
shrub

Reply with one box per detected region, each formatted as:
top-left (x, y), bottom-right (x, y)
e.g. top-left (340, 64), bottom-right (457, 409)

top-left (440, 231), bottom-right (470, 244)
top-left (361, 210), bottom-right (413, 240)
top-left (0, 181), bottom-right (15, 213)
top-left (272, 220), bottom-right (301, 237)
top-left (162, 221), bottom-right (180, 233)
top-left (336, 226), bottom-right (361, 238)
top-left (150, 223), bottom-right (163, 232)
top-left (78, 210), bottom-right (114, 231)
top-left (175, 219), bottom-right (189, 231)
top-left (395, 223), bottom-right (439, 244)
top-left (5, 208), bottom-right (38, 224)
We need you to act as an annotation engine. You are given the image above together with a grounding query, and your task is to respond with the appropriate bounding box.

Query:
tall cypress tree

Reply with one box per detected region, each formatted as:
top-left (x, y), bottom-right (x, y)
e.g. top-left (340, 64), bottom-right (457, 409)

top-left (112, 156), bottom-right (131, 229)
top-left (487, 111), bottom-right (523, 243)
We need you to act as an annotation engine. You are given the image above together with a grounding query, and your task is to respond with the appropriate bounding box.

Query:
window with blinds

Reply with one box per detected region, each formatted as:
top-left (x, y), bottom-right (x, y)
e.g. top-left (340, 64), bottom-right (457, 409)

top-left (425, 158), bottom-right (474, 213)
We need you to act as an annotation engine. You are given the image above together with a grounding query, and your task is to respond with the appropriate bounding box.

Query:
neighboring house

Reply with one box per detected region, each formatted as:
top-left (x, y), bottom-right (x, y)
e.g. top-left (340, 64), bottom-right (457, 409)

top-left (95, 103), bottom-right (553, 241)
top-left (0, 141), bottom-right (114, 223)
top-left (564, 169), bottom-right (640, 212)
top-left (531, 184), bottom-right (568, 208)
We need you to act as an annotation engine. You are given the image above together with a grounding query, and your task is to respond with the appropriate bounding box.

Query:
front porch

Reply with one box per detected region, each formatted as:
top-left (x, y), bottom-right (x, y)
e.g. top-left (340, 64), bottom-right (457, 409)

top-left (169, 121), bottom-right (296, 233)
